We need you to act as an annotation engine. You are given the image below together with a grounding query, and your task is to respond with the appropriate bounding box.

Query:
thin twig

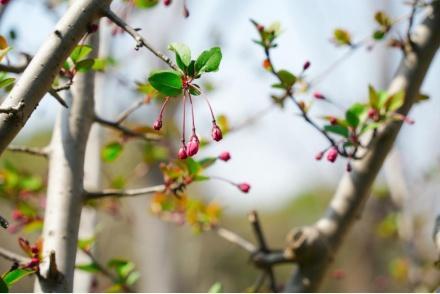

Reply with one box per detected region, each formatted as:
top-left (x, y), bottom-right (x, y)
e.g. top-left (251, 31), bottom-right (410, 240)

top-left (213, 226), bottom-right (257, 253)
top-left (0, 53), bottom-right (31, 74)
top-left (85, 184), bottom-right (165, 200)
top-left (82, 250), bottom-right (134, 293)
top-left (0, 246), bottom-right (30, 264)
top-left (116, 98), bottom-right (146, 124)
top-left (53, 80), bottom-right (73, 92)
top-left (103, 8), bottom-right (179, 71)
top-left (48, 89), bottom-right (69, 108)
top-left (6, 145), bottom-right (49, 158)
top-left (94, 114), bottom-right (160, 142)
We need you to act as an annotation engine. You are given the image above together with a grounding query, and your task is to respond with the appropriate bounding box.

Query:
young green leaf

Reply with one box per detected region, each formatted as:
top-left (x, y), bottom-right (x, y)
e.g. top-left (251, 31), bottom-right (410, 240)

top-left (368, 84), bottom-right (379, 109)
top-left (76, 263), bottom-right (100, 273)
top-left (345, 103), bottom-right (367, 127)
top-left (134, 0), bottom-right (158, 9)
top-left (195, 47), bottom-right (222, 74)
top-left (168, 43), bottom-right (191, 69)
top-left (209, 282), bottom-right (223, 293)
top-left (148, 70), bottom-right (183, 96)
top-left (0, 277), bottom-right (8, 293)
top-left (3, 269), bottom-right (34, 287)
top-left (75, 59), bottom-right (95, 73)
top-left (0, 77), bottom-right (15, 89)
top-left (70, 45), bottom-right (93, 63)
top-left (333, 29), bottom-right (352, 46)
top-left (102, 142), bottom-right (123, 162)
top-left (385, 90), bottom-right (405, 111)
top-left (277, 70), bottom-right (296, 88)
top-left (324, 125), bottom-right (349, 138)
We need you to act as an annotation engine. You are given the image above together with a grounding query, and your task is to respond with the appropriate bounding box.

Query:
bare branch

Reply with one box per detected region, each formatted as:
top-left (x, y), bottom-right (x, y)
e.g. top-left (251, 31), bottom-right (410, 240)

top-left (94, 114), bottom-right (160, 141)
top-left (85, 184), bottom-right (165, 200)
top-left (0, 54), bottom-right (31, 74)
top-left (103, 8), bottom-right (179, 71)
top-left (213, 226), bottom-right (256, 253)
top-left (0, 246), bottom-right (29, 264)
top-left (0, 102), bottom-right (24, 114)
top-left (116, 97), bottom-right (146, 124)
top-left (48, 89), bottom-right (69, 108)
top-left (248, 211), bottom-right (269, 252)
top-left (6, 145), bottom-right (49, 158)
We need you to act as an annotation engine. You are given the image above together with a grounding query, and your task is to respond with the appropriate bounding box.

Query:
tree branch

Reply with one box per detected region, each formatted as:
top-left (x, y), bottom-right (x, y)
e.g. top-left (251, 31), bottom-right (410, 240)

top-left (116, 97), bottom-right (146, 124)
top-left (283, 2), bottom-right (440, 292)
top-left (103, 8), bottom-right (179, 71)
top-left (94, 114), bottom-right (160, 141)
top-left (0, 54), bottom-right (31, 74)
top-left (0, 246), bottom-right (29, 264)
top-left (85, 184), bottom-right (165, 200)
top-left (6, 145), bottom-right (49, 158)
top-left (213, 226), bottom-right (256, 253)
top-left (0, 0), bottom-right (112, 157)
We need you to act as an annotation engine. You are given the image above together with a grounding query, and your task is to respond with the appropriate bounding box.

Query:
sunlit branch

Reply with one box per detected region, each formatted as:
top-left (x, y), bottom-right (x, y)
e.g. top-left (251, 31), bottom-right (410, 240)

top-left (85, 184), bottom-right (165, 200)
top-left (6, 145), bottom-right (49, 158)
top-left (0, 246), bottom-right (29, 264)
top-left (103, 8), bottom-right (179, 71)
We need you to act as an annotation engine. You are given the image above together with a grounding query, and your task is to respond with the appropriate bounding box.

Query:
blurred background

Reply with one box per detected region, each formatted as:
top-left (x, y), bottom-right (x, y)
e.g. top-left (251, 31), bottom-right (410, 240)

top-left (0, 0), bottom-right (439, 292)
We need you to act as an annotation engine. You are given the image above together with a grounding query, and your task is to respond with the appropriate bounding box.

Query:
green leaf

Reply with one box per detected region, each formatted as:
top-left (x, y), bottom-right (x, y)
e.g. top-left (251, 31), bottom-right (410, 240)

top-left (386, 90), bottom-right (405, 111)
top-left (189, 84), bottom-right (201, 96)
top-left (148, 70), bottom-right (183, 96)
top-left (0, 78), bottom-right (15, 89)
top-left (185, 158), bottom-right (201, 176)
top-left (324, 125), bottom-right (349, 138)
top-left (133, 0), bottom-right (158, 9)
top-left (126, 271), bottom-right (140, 286)
top-left (76, 263), bottom-right (100, 273)
top-left (345, 103), bottom-right (366, 127)
top-left (23, 220), bottom-right (43, 234)
top-left (209, 282), bottom-right (223, 293)
top-left (75, 59), bottom-right (95, 73)
top-left (0, 277), bottom-right (8, 293)
top-left (70, 45), bottom-right (93, 63)
top-left (193, 175), bottom-right (210, 182)
top-left (168, 43), bottom-right (191, 69)
top-left (3, 269), bottom-right (33, 287)
top-left (198, 157), bottom-right (217, 169)
top-left (277, 70), bottom-right (296, 88)
top-left (78, 237), bottom-right (95, 251)
top-left (374, 11), bottom-right (392, 28)
top-left (102, 142), bottom-right (123, 162)
top-left (195, 47), bottom-right (222, 74)
top-left (108, 259), bottom-right (135, 278)
top-left (333, 29), bottom-right (351, 46)
top-left (368, 85), bottom-right (379, 109)
top-left (92, 57), bottom-right (116, 72)
top-left (372, 30), bottom-right (385, 40)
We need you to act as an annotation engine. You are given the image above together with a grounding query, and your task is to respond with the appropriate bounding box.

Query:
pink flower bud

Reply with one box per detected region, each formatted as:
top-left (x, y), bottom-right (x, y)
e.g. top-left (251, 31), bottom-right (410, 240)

top-left (211, 124), bottom-right (223, 141)
top-left (11, 210), bottom-right (24, 221)
top-left (367, 108), bottom-right (379, 121)
top-left (404, 116), bottom-right (415, 125)
top-left (31, 245), bottom-right (39, 255)
top-left (346, 162), bottom-right (352, 172)
top-left (219, 151), bottom-right (231, 162)
top-left (257, 24), bottom-right (265, 32)
top-left (313, 91), bottom-right (325, 100)
top-left (177, 146), bottom-right (188, 160)
top-left (303, 61), bottom-right (311, 70)
top-left (27, 257), bottom-right (39, 268)
top-left (163, 0), bottom-right (172, 6)
top-left (315, 151), bottom-right (324, 161)
top-left (326, 147), bottom-right (338, 163)
top-left (87, 23), bottom-right (99, 34)
top-left (329, 116), bottom-right (338, 125)
top-left (153, 119), bottom-right (162, 131)
top-left (0, 0), bottom-right (10, 5)
top-left (187, 135), bottom-right (199, 157)
top-left (238, 183), bottom-right (251, 193)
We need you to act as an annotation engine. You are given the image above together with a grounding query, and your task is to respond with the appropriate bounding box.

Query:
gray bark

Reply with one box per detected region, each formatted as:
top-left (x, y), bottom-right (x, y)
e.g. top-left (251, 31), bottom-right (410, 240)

top-left (35, 31), bottom-right (99, 292)
top-left (0, 0), bottom-right (111, 156)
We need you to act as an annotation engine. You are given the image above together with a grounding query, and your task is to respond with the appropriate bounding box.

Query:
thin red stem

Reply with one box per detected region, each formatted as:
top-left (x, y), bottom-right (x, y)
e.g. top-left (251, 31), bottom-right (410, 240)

top-left (182, 92), bottom-right (187, 145)
top-left (188, 92), bottom-right (196, 135)
top-left (203, 96), bottom-right (216, 123)
top-left (158, 96), bottom-right (170, 119)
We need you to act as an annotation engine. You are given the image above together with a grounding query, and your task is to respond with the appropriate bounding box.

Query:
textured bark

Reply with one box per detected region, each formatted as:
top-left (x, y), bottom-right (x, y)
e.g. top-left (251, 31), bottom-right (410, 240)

top-left (0, 0), bottom-right (111, 156)
top-left (283, 3), bottom-right (440, 292)
top-left (35, 32), bottom-right (99, 292)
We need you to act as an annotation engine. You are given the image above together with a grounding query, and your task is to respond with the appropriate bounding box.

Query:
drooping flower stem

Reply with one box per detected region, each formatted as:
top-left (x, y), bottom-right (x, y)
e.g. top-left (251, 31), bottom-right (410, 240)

top-left (188, 92), bottom-right (196, 135)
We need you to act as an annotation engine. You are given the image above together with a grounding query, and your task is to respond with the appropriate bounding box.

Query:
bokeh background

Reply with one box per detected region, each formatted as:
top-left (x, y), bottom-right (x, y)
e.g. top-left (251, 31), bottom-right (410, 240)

top-left (0, 0), bottom-right (439, 292)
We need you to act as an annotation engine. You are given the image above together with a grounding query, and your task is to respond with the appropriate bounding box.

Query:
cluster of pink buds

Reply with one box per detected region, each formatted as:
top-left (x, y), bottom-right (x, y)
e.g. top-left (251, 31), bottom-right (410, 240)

top-left (18, 238), bottom-right (40, 270)
top-left (315, 146), bottom-right (339, 163)
top-left (153, 85), bottom-right (223, 160)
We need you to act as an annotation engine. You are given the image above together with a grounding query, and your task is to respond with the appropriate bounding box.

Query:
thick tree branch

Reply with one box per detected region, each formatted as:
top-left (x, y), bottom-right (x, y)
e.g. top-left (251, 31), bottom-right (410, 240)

top-left (85, 184), bottom-right (165, 200)
top-left (103, 8), bottom-right (179, 71)
top-left (0, 0), bottom-right (112, 157)
top-left (283, 2), bottom-right (440, 292)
